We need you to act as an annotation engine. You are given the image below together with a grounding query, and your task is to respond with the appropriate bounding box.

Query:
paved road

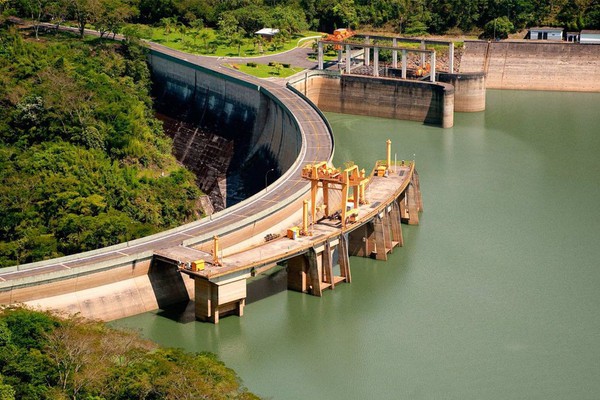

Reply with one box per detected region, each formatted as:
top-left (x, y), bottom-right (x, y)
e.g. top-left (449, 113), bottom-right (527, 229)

top-left (0, 40), bottom-right (334, 284)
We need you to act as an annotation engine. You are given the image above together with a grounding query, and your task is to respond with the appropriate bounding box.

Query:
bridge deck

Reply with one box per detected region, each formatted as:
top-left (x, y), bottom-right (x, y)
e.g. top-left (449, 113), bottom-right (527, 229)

top-left (176, 164), bottom-right (413, 280)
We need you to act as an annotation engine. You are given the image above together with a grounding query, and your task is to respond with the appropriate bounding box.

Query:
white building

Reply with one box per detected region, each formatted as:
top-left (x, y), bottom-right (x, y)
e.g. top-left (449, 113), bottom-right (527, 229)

top-left (528, 27), bottom-right (563, 41)
top-left (580, 30), bottom-right (600, 44)
top-left (255, 28), bottom-right (280, 42)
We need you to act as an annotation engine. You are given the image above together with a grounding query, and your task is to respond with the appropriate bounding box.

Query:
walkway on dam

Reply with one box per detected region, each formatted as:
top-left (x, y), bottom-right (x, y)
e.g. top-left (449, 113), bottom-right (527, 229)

top-left (0, 40), bottom-right (333, 285)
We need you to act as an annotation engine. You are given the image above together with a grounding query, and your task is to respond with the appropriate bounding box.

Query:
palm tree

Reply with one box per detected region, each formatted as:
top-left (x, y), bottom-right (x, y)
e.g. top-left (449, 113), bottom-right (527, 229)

top-left (230, 32), bottom-right (244, 56)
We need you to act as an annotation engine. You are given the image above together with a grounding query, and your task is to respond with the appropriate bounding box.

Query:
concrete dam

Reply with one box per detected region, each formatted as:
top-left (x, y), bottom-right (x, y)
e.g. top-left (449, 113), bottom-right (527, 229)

top-left (460, 40), bottom-right (600, 92)
top-left (0, 46), bottom-right (333, 321)
top-left (150, 50), bottom-right (300, 209)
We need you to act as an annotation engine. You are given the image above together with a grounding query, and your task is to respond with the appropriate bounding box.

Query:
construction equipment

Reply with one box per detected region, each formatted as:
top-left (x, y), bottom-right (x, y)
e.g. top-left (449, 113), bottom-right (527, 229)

top-left (301, 161), bottom-right (368, 228)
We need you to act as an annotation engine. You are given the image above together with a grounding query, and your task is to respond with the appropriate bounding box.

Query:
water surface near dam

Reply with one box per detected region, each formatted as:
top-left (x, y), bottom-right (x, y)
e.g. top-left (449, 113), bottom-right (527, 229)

top-left (113, 90), bottom-right (600, 399)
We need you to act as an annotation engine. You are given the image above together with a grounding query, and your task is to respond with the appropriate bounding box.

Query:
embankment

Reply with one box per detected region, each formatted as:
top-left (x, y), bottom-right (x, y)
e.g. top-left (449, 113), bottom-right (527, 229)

top-left (289, 71), bottom-right (455, 128)
top-left (460, 40), bottom-right (600, 92)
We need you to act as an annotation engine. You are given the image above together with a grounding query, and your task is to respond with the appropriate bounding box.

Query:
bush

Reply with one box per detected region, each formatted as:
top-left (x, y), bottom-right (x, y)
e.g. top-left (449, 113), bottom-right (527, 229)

top-left (268, 61), bottom-right (275, 66)
top-left (246, 62), bottom-right (257, 67)
top-left (282, 63), bottom-right (290, 68)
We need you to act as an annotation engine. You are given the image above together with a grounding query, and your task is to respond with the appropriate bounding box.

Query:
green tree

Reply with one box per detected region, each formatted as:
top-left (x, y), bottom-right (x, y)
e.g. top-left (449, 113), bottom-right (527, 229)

top-left (67, 0), bottom-right (94, 38)
top-left (333, 0), bottom-right (358, 28)
top-left (0, 375), bottom-right (15, 400)
top-left (484, 16), bottom-right (514, 39)
top-left (230, 31), bottom-right (245, 56)
top-left (217, 12), bottom-right (240, 41)
top-left (91, 0), bottom-right (138, 38)
top-left (159, 16), bottom-right (177, 34)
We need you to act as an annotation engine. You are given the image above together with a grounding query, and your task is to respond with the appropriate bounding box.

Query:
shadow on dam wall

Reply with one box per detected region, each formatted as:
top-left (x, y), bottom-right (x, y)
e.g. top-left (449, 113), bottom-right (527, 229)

top-left (149, 54), bottom-right (291, 210)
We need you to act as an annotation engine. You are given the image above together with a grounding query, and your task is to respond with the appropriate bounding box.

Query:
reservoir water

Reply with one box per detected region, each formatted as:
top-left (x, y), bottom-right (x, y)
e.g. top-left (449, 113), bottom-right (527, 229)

top-left (112, 90), bottom-right (600, 399)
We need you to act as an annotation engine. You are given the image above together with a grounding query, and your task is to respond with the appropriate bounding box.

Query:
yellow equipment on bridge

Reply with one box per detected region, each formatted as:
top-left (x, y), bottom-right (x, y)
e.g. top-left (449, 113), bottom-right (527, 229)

top-left (191, 259), bottom-right (205, 272)
top-left (301, 161), bottom-right (368, 228)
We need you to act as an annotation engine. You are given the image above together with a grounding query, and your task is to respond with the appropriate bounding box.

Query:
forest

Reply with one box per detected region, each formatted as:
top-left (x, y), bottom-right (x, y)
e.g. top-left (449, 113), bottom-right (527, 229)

top-left (0, 307), bottom-right (259, 399)
top-left (3, 0), bottom-right (599, 43)
top-left (0, 28), bottom-right (202, 268)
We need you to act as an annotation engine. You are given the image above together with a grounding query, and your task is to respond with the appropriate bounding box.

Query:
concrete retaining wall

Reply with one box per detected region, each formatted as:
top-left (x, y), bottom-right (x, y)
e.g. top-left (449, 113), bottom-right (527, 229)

top-left (290, 72), bottom-right (455, 128)
top-left (460, 40), bottom-right (600, 92)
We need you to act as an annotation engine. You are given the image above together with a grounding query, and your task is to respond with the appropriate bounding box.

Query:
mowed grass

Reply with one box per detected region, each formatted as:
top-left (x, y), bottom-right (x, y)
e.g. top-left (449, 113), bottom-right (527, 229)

top-left (227, 63), bottom-right (305, 78)
top-left (130, 24), bottom-right (323, 57)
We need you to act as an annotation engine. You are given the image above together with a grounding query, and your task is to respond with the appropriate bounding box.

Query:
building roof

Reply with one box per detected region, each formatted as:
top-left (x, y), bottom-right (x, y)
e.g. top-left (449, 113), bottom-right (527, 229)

top-left (255, 28), bottom-right (280, 36)
top-left (581, 30), bottom-right (600, 35)
top-left (529, 27), bottom-right (563, 32)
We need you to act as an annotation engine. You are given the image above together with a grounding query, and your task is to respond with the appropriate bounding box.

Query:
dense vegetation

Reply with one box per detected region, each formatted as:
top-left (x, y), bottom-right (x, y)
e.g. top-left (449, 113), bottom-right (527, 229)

top-left (2, 0), bottom-right (599, 48)
top-left (0, 307), bottom-right (259, 399)
top-left (0, 28), bottom-right (201, 267)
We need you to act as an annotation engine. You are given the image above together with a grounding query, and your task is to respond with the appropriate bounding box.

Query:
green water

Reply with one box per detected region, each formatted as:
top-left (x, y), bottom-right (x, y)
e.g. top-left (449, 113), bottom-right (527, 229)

top-left (112, 90), bottom-right (600, 399)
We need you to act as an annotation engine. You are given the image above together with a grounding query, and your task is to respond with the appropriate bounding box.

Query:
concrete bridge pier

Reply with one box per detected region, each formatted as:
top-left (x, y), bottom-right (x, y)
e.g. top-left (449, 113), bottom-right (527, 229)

top-left (399, 171), bottom-right (423, 225)
top-left (347, 204), bottom-right (402, 261)
top-left (194, 274), bottom-right (247, 324)
top-left (390, 201), bottom-right (404, 247)
top-left (287, 236), bottom-right (350, 296)
top-left (373, 212), bottom-right (393, 260)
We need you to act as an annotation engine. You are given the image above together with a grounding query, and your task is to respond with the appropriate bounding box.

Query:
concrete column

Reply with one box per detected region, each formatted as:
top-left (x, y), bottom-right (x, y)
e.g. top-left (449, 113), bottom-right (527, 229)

top-left (407, 183), bottom-right (420, 225)
top-left (194, 277), bottom-right (246, 324)
top-left (322, 241), bottom-right (334, 288)
top-left (448, 42), bottom-right (454, 73)
top-left (373, 213), bottom-right (390, 261)
top-left (373, 47), bottom-right (379, 77)
top-left (317, 41), bottom-right (323, 70)
top-left (392, 38), bottom-right (398, 69)
top-left (338, 234), bottom-right (352, 283)
top-left (412, 170), bottom-right (424, 212)
top-left (364, 36), bottom-right (370, 66)
top-left (307, 248), bottom-right (322, 296)
top-left (347, 224), bottom-right (373, 258)
top-left (384, 207), bottom-right (394, 253)
top-left (287, 255), bottom-right (307, 292)
top-left (420, 40), bottom-right (426, 67)
top-left (390, 201), bottom-right (404, 247)
top-left (399, 192), bottom-right (409, 222)
top-left (401, 50), bottom-right (407, 79)
top-left (345, 44), bottom-right (351, 74)
top-left (430, 51), bottom-right (436, 82)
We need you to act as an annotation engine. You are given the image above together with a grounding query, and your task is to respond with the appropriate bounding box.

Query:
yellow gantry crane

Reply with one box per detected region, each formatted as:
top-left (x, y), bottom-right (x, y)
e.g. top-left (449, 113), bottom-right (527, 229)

top-left (301, 161), bottom-right (369, 228)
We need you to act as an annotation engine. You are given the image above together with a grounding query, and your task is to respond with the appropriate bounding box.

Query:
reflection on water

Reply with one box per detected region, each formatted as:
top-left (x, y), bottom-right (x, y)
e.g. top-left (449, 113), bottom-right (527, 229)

top-left (112, 90), bottom-right (600, 399)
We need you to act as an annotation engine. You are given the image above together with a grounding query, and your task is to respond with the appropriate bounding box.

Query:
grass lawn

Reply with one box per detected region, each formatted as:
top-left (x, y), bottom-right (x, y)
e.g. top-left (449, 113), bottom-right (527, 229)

top-left (227, 62), bottom-right (305, 78)
top-left (129, 24), bottom-right (323, 57)
top-left (308, 51), bottom-right (341, 62)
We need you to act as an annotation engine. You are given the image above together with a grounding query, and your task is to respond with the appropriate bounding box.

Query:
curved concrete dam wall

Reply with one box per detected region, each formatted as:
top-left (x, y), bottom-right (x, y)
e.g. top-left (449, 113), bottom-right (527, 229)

top-left (0, 51), bottom-right (313, 321)
top-left (460, 40), bottom-right (600, 92)
top-left (290, 72), bottom-right (455, 128)
top-left (150, 51), bottom-right (302, 200)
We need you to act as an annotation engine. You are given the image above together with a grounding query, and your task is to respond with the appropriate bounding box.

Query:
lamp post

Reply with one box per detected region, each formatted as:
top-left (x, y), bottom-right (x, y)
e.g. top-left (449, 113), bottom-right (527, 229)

top-left (265, 168), bottom-right (275, 192)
